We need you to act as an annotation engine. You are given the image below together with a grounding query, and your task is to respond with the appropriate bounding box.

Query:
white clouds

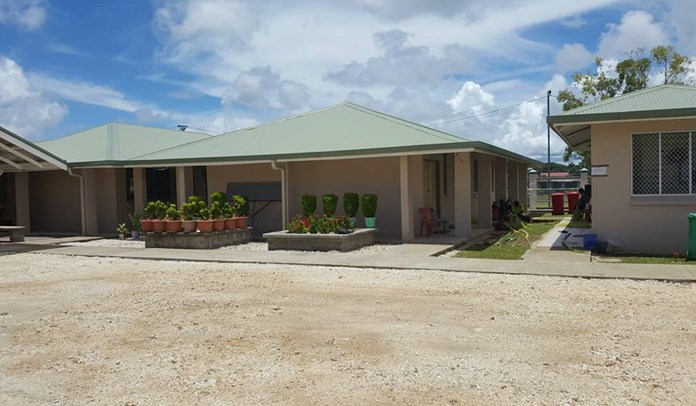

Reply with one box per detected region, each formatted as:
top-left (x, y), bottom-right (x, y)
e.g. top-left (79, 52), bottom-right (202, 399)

top-left (554, 43), bottom-right (593, 73)
top-left (597, 10), bottom-right (669, 59)
top-left (447, 82), bottom-right (495, 117)
top-left (0, 57), bottom-right (68, 140)
top-left (667, 0), bottom-right (696, 55)
top-left (0, 0), bottom-right (46, 30)
top-left (28, 75), bottom-right (145, 113)
top-left (221, 66), bottom-right (311, 111)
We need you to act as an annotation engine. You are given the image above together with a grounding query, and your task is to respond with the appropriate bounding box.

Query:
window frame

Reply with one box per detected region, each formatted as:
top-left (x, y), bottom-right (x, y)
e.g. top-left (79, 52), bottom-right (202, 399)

top-left (631, 130), bottom-right (695, 197)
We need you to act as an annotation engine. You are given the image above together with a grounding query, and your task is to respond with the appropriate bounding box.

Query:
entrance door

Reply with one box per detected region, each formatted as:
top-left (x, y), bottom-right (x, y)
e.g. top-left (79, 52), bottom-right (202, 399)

top-left (423, 160), bottom-right (439, 210)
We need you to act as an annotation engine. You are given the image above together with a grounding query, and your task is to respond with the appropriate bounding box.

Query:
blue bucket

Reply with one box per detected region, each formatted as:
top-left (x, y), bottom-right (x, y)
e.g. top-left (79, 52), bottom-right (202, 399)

top-left (583, 234), bottom-right (597, 250)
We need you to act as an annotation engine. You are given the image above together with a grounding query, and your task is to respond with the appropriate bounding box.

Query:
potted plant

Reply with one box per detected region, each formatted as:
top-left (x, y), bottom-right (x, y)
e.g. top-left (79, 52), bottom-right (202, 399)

top-left (141, 201), bottom-right (156, 233)
top-left (116, 223), bottom-right (128, 240)
top-left (181, 197), bottom-right (199, 233)
top-left (322, 194), bottom-right (338, 216)
top-left (343, 192), bottom-right (359, 227)
top-left (165, 204), bottom-right (182, 233)
top-left (223, 202), bottom-right (236, 230)
top-left (232, 194), bottom-right (249, 228)
top-left (129, 212), bottom-right (142, 239)
top-left (210, 201), bottom-right (225, 231)
top-left (301, 194), bottom-right (317, 217)
top-left (361, 194), bottom-right (378, 228)
top-left (151, 200), bottom-right (168, 233)
top-left (197, 207), bottom-right (214, 233)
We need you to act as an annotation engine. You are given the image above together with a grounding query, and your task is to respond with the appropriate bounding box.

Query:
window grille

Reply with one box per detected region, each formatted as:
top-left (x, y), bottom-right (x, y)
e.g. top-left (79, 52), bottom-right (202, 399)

top-left (632, 131), bottom-right (694, 195)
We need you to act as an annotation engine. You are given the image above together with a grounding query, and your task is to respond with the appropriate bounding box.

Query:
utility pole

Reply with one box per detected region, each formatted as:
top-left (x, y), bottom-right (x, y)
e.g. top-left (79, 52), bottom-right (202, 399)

top-left (547, 90), bottom-right (552, 207)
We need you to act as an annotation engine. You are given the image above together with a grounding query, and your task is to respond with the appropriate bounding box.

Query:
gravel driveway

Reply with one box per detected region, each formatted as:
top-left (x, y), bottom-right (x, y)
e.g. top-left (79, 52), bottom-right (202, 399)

top-left (0, 253), bottom-right (694, 405)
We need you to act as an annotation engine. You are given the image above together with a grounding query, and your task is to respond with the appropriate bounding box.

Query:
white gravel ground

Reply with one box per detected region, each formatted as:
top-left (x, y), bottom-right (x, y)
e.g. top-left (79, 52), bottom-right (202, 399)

top-left (61, 238), bottom-right (396, 254)
top-left (0, 253), bottom-right (694, 405)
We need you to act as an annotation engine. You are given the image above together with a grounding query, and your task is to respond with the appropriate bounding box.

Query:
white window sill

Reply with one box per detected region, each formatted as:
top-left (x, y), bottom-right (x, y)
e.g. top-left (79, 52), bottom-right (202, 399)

top-left (630, 195), bottom-right (696, 205)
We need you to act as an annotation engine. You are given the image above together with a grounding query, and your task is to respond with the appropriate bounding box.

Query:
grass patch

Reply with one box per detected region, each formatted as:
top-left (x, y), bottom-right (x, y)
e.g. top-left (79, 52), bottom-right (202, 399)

top-left (595, 253), bottom-right (689, 265)
top-left (455, 220), bottom-right (560, 260)
top-left (567, 219), bottom-right (591, 228)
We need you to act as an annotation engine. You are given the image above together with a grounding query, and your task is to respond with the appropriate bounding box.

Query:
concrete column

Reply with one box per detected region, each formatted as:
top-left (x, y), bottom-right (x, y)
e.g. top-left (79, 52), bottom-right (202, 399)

top-left (399, 156), bottom-right (413, 241)
top-left (580, 168), bottom-right (589, 188)
top-left (14, 171), bottom-right (30, 231)
top-left (477, 155), bottom-right (493, 229)
top-left (408, 155), bottom-right (424, 237)
top-left (518, 165), bottom-right (528, 209)
top-left (528, 169), bottom-right (538, 210)
top-left (175, 166), bottom-right (193, 207)
top-left (83, 169), bottom-right (99, 235)
top-left (133, 168), bottom-right (146, 214)
top-left (454, 152), bottom-right (472, 238)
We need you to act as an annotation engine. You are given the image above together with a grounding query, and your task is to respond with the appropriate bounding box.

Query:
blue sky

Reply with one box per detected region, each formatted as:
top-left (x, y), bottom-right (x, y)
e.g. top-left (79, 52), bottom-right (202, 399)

top-left (1, 0), bottom-right (694, 162)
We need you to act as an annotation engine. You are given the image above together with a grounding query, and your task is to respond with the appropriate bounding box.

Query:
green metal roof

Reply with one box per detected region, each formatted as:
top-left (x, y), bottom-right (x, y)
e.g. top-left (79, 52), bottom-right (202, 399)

top-left (131, 103), bottom-right (471, 163)
top-left (548, 84), bottom-right (696, 150)
top-left (36, 123), bottom-right (211, 165)
top-left (548, 84), bottom-right (696, 125)
top-left (125, 103), bottom-right (536, 165)
top-left (19, 103), bottom-right (536, 168)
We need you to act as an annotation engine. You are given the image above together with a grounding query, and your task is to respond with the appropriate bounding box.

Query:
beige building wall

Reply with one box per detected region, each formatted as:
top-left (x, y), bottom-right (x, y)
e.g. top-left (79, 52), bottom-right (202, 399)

top-left (28, 170), bottom-right (81, 234)
top-left (94, 168), bottom-right (129, 234)
top-left (288, 157), bottom-right (402, 236)
top-left (591, 118), bottom-right (696, 253)
top-left (206, 163), bottom-right (282, 234)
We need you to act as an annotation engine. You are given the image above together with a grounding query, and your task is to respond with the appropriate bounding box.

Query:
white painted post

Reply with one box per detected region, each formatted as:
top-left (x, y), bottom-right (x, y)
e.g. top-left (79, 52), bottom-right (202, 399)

top-left (454, 152), bottom-right (472, 238)
top-left (400, 156), bottom-right (414, 241)
top-left (528, 169), bottom-right (538, 210)
top-left (176, 166), bottom-right (187, 207)
top-left (580, 168), bottom-right (589, 188)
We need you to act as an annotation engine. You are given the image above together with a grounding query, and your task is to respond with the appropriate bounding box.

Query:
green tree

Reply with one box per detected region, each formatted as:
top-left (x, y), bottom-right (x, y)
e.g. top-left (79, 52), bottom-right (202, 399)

top-left (651, 45), bottom-right (691, 84)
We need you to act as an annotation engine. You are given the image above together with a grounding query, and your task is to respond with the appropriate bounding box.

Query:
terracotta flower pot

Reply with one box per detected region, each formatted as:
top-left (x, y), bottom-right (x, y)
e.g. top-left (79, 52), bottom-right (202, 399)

top-left (235, 216), bottom-right (248, 228)
top-left (224, 218), bottom-right (237, 230)
top-left (197, 220), bottom-right (214, 233)
top-left (166, 220), bottom-right (182, 233)
top-left (152, 219), bottom-right (167, 233)
top-left (140, 219), bottom-right (154, 233)
top-left (182, 220), bottom-right (197, 233)
top-left (213, 219), bottom-right (225, 231)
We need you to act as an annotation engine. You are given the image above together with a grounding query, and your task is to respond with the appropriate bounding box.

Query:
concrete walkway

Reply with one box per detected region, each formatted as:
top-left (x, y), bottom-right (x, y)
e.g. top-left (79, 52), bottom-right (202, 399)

top-left (6, 238), bottom-right (695, 282)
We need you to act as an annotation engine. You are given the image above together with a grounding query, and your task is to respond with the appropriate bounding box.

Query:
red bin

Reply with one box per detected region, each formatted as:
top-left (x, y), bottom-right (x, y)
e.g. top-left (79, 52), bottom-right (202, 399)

top-left (551, 193), bottom-right (565, 215)
top-left (567, 191), bottom-right (580, 213)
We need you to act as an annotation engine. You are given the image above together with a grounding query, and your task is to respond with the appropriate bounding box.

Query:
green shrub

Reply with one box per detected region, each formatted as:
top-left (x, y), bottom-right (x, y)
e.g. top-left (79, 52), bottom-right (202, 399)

top-left (343, 192), bottom-right (359, 217)
top-left (360, 194), bottom-right (378, 218)
top-left (309, 214), bottom-right (339, 234)
top-left (322, 194), bottom-right (338, 216)
top-left (209, 201), bottom-right (223, 219)
top-left (150, 200), bottom-right (168, 220)
top-left (231, 194), bottom-right (249, 216)
top-left (286, 215), bottom-right (309, 234)
top-left (222, 202), bottom-right (233, 218)
top-left (336, 214), bottom-right (353, 230)
top-left (181, 202), bottom-right (197, 221)
top-left (210, 191), bottom-right (227, 206)
top-left (301, 194), bottom-right (317, 217)
top-left (166, 204), bottom-right (180, 220)
top-left (198, 207), bottom-right (211, 220)
top-left (144, 202), bottom-right (157, 219)
top-left (129, 212), bottom-right (142, 231)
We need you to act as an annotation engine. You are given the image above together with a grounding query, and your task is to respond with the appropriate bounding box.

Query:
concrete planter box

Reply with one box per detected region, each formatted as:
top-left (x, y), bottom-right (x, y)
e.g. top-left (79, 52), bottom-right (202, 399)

top-left (145, 228), bottom-right (252, 249)
top-left (263, 228), bottom-right (376, 252)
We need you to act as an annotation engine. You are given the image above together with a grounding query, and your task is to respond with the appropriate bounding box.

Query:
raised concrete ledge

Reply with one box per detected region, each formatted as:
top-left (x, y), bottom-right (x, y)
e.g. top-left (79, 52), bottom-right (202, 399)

top-left (263, 228), bottom-right (376, 252)
top-left (145, 228), bottom-right (252, 249)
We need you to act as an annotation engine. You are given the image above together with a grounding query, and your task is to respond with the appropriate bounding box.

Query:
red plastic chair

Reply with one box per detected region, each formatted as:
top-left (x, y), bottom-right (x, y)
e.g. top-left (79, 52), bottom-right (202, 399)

top-left (419, 207), bottom-right (438, 237)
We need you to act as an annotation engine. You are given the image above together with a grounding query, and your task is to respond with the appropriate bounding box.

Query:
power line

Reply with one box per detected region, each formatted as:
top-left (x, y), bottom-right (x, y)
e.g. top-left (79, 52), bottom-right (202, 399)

top-left (429, 94), bottom-right (558, 127)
